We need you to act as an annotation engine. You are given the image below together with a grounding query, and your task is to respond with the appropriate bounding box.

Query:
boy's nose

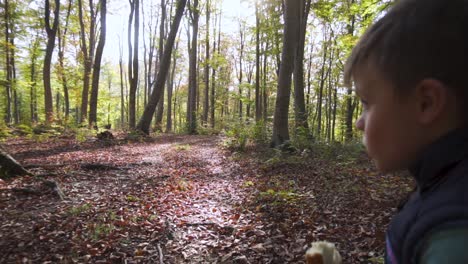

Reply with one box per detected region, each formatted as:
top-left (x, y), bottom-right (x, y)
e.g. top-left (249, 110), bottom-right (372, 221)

top-left (355, 116), bottom-right (365, 131)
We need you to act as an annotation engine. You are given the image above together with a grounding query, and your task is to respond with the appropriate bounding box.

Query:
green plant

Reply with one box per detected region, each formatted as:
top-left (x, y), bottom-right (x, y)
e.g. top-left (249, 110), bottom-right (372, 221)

top-left (126, 195), bottom-right (139, 202)
top-left (291, 126), bottom-right (313, 151)
top-left (223, 122), bottom-right (250, 151)
top-left (68, 203), bottom-right (92, 216)
top-left (174, 144), bottom-right (191, 151)
top-left (89, 223), bottom-right (115, 241)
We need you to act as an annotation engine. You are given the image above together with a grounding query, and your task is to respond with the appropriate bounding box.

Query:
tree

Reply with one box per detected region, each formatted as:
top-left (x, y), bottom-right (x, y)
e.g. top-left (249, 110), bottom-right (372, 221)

top-left (43, 0), bottom-right (60, 124)
top-left (255, 2), bottom-right (261, 122)
top-left (154, 0), bottom-right (167, 132)
top-left (293, 0), bottom-right (311, 130)
top-left (136, 0), bottom-right (187, 134)
top-left (77, 0), bottom-right (96, 123)
top-left (186, 0), bottom-right (199, 134)
top-left (202, 0), bottom-right (210, 125)
top-left (3, 0), bottom-right (13, 124)
top-left (88, 0), bottom-right (106, 127)
top-left (271, 0), bottom-right (300, 147)
top-left (56, 0), bottom-right (72, 122)
top-left (128, 0), bottom-right (140, 129)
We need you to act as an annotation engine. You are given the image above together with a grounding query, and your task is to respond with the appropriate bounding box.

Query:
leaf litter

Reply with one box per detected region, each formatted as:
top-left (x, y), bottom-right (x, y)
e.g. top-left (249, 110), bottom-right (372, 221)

top-left (0, 134), bottom-right (413, 263)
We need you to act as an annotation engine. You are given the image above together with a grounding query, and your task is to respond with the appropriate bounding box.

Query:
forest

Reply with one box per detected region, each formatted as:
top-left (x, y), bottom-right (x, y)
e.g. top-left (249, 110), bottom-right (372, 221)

top-left (0, 0), bottom-right (414, 263)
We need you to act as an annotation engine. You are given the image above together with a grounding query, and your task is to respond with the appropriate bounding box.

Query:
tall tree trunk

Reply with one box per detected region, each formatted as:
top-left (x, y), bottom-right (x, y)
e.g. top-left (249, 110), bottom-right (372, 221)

top-left (293, 0), bottom-right (311, 130)
top-left (316, 28), bottom-right (329, 139)
top-left (78, 0), bottom-right (95, 123)
top-left (255, 2), bottom-right (261, 122)
top-left (89, 0), bottom-right (107, 127)
top-left (186, 0), bottom-right (199, 134)
top-left (128, 0), bottom-right (140, 129)
top-left (4, 0), bottom-right (12, 124)
top-left (263, 39), bottom-right (268, 121)
top-left (43, 0), bottom-right (60, 125)
top-left (210, 8), bottom-right (220, 128)
top-left (166, 37), bottom-right (179, 132)
top-left (119, 37), bottom-right (126, 128)
top-left (29, 36), bottom-right (40, 123)
top-left (155, 0), bottom-right (167, 131)
top-left (57, 0), bottom-right (72, 122)
top-left (202, 0), bottom-right (210, 125)
top-left (345, 4), bottom-right (356, 141)
top-left (237, 23), bottom-right (244, 120)
top-left (271, 0), bottom-right (300, 147)
top-left (136, 0), bottom-right (187, 134)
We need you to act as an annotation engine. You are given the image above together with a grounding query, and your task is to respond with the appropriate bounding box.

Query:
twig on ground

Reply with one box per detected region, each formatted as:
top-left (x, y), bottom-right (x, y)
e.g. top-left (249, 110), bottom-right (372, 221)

top-left (157, 243), bottom-right (164, 264)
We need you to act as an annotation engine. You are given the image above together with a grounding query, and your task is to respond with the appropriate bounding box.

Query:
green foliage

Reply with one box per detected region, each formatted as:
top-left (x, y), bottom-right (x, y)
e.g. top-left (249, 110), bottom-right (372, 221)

top-left (68, 203), bottom-right (92, 216)
top-left (311, 140), bottom-right (365, 162)
top-left (291, 126), bottom-right (314, 151)
top-left (0, 124), bottom-right (11, 140)
top-left (126, 195), bottom-right (140, 202)
top-left (89, 222), bottom-right (115, 241)
top-left (197, 125), bottom-right (220, 135)
top-left (174, 143), bottom-right (191, 151)
top-left (222, 122), bottom-right (250, 151)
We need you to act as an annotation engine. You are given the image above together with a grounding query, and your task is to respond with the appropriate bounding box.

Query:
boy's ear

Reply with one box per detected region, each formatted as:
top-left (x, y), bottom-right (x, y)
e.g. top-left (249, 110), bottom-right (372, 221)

top-left (414, 79), bottom-right (448, 125)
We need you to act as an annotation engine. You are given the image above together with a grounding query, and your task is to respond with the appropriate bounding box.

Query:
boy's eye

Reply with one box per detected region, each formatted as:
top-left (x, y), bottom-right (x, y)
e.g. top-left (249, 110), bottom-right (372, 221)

top-left (360, 99), bottom-right (369, 109)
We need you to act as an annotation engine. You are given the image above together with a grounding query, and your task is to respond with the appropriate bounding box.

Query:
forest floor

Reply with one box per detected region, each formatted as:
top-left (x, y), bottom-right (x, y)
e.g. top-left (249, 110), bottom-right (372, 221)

top-left (0, 133), bottom-right (414, 263)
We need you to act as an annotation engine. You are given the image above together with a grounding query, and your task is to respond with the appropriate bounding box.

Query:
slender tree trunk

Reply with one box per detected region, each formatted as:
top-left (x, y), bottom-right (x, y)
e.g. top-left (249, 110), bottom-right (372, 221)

top-left (237, 24), bottom-right (244, 120)
top-left (29, 37), bottom-right (40, 123)
top-left (43, 0), bottom-right (60, 124)
top-left (118, 37), bottom-right (125, 128)
top-left (186, 0), bottom-right (199, 134)
top-left (166, 37), bottom-right (179, 132)
top-left (263, 39), bottom-right (268, 121)
top-left (202, 0), bottom-right (210, 125)
top-left (255, 3), bottom-right (261, 122)
top-left (128, 0), bottom-right (140, 129)
top-left (345, 7), bottom-right (356, 141)
top-left (271, 0), bottom-right (300, 147)
top-left (316, 28), bottom-right (329, 139)
top-left (155, 0), bottom-right (167, 131)
top-left (210, 8), bottom-right (220, 128)
top-left (78, 0), bottom-right (95, 123)
top-left (89, 0), bottom-right (107, 127)
top-left (293, 0), bottom-right (311, 130)
top-left (57, 0), bottom-right (72, 122)
top-left (4, 0), bottom-right (12, 124)
top-left (136, 0), bottom-right (187, 134)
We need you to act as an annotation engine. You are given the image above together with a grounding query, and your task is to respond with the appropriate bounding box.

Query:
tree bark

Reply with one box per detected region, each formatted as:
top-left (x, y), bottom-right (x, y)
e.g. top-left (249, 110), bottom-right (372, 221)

top-left (255, 3), bottom-right (261, 122)
top-left (43, 0), bottom-right (60, 124)
top-left (202, 0), bottom-right (210, 125)
top-left (271, 0), bottom-right (300, 147)
top-left (136, 0), bottom-right (187, 134)
top-left (128, 0), bottom-right (139, 129)
top-left (186, 0), bottom-right (199, 134)
top-left (88, 0), bottom-right (107, 127)
top-left (154, 0), bottom-right (167, 131)
top-left (78, 0), bottom-right (96, 123)
top-left (4, 0), bottom-right (12, 124)
top-left (57, 0), bottom-right (73, 122)
top-left (293, 0), bottom-right (311, 130)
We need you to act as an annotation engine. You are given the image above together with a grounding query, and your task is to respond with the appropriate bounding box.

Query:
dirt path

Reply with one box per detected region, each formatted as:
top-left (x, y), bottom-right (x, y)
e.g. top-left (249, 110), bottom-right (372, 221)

top-left (0, 134), bottom-right (413, 263)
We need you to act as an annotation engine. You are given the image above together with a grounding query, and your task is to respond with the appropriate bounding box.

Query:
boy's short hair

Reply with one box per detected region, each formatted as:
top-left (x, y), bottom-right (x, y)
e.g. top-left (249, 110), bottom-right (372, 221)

top-left (344, 0), bottom-right (468, 101)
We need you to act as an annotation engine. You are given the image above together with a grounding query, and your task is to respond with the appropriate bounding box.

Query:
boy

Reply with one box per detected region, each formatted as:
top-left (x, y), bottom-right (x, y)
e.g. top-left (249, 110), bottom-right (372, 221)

top-left (344, 0), bottom-right (468, 263)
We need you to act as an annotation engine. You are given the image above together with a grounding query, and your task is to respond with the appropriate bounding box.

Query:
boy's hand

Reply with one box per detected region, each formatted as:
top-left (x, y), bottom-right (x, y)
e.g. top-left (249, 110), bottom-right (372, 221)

top-left (305, 241), bottom-right (342, 264)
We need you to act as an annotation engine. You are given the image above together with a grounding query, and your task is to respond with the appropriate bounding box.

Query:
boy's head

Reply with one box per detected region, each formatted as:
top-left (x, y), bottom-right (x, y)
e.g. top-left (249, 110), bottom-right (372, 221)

top-left (345, 0), bottom-right (468, 172)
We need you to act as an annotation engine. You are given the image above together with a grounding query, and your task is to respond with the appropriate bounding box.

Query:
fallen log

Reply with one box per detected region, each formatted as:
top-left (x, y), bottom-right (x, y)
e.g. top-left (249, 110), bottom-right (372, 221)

top-left (0, 146), bottom-right (32, 178)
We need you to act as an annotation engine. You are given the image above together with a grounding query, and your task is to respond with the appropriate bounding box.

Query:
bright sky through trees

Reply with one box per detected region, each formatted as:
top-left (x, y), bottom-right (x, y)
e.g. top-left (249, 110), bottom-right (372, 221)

top-left (103, 0), bottom-right (253, 63)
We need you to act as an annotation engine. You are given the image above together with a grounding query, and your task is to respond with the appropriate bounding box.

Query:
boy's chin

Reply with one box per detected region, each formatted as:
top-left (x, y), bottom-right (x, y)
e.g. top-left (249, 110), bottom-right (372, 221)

top-left (373, 160), bottom-right (405, 173)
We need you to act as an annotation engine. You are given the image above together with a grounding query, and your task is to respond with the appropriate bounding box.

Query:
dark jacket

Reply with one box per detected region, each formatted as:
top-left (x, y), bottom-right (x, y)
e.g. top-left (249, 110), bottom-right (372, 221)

top-left (385, 129), bottom-right (468, 264)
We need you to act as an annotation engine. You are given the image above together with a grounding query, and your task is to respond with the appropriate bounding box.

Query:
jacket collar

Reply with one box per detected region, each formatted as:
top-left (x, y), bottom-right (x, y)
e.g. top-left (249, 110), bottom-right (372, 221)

top-left (409, 128), bottom-right (468, 191)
